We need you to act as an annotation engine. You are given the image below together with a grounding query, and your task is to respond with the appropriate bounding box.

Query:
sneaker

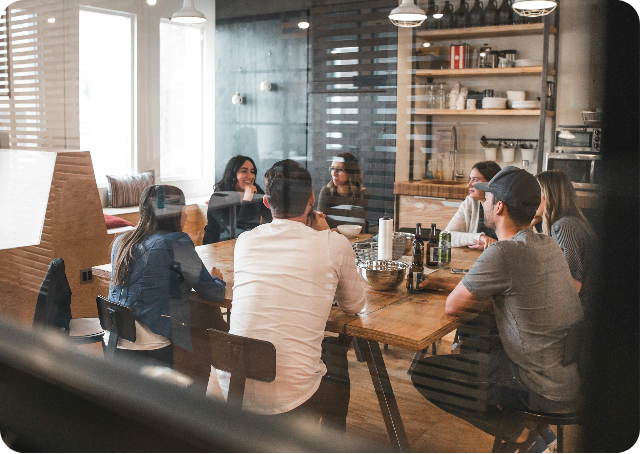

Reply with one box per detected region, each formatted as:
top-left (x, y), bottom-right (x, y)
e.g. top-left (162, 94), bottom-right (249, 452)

top-left (537, 425), bottom-right (557, 453)
top-left (499, 432), bottom-right (548, 453)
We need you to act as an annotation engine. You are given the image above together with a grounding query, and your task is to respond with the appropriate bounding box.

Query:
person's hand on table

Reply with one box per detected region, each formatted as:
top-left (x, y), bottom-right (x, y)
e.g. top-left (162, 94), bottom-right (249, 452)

top-left (307, 210), bottom-right (330, 231)
top-left (418, 274), bottom-right (457, 292)
top-left (210, 266), bottom-right (223, 281)
top-left (469, 234), bottom-right (496, 250)
top-left (242, 184), bottom-right (257, 202)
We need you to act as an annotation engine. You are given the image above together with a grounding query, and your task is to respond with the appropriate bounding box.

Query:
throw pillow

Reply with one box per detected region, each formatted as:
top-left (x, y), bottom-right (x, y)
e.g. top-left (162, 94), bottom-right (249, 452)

top-left (106, 170), bottom-right (155, 208)
top-left (104, 214), bottom-right (135, 229)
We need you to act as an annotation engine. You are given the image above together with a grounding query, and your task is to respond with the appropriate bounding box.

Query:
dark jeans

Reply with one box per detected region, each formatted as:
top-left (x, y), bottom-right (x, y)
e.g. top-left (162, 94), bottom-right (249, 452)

top-left (263, 337), bottom-right (350, 432)
top-left (412, 346), bottom-right (577, 441)
top-left (114, 344), bottom-right (174, 369)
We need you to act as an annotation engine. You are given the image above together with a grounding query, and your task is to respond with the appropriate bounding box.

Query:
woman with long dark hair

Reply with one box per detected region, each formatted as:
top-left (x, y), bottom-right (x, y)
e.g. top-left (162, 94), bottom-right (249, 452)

top-left (444, 161), bottom-right (502, 250)
top-left (535, 170), bottom-right (596, 314)
top-left (203, 155), bottom-right (273, 244)
top-left (317, 153), bottom-right (370, 229)
top-left (109, 185), bottom-right (226, 367)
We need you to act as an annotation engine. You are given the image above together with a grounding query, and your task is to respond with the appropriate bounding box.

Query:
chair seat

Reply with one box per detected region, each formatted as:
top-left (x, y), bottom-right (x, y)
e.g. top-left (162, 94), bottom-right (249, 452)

top-left (69, 318), bottom-right (104, 344)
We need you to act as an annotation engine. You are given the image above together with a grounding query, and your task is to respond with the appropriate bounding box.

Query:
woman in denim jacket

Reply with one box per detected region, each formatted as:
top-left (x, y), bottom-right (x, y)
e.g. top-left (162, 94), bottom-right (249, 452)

top-left (109, 185), bottom-right (226, 367)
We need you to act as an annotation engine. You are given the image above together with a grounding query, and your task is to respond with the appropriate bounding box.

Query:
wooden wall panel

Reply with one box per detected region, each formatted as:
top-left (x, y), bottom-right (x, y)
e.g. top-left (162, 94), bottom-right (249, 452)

top-left (0, 150), bottom-right (112, 325)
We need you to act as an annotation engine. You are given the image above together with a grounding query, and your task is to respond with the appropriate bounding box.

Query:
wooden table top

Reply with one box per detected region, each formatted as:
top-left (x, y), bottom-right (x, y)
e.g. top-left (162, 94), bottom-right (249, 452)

top-left (92, 233), bottom-right (481, 351)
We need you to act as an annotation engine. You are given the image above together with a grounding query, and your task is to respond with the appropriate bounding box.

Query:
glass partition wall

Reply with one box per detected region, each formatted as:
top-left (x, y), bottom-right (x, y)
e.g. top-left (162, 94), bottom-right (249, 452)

top-left (214, 0), bottom-right (399, 229)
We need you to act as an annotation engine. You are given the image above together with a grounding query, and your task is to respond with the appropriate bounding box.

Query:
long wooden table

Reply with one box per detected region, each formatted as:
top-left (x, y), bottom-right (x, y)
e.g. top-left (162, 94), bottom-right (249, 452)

top-left (93, 236), bottom-right (481, 452)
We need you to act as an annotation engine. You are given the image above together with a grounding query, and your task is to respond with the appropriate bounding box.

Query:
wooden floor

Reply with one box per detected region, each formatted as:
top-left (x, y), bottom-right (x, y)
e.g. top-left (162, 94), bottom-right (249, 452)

top-left (2, 286), bottom-right (583, 452)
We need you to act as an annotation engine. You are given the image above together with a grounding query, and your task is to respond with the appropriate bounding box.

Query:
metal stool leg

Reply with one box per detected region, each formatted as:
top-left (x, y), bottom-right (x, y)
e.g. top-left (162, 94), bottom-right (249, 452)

top-left (557, 425), bottom-right (564, 453)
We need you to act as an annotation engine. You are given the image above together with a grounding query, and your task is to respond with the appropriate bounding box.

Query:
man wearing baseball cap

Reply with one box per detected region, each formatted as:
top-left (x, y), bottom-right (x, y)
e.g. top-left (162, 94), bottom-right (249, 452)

top-left (412, 167), bottom-right (584, 452)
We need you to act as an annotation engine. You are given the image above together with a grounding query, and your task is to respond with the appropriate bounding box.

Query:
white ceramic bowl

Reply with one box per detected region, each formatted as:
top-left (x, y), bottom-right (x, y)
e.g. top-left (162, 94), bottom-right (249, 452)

top-left (337, 224), bottom-right (362, 238)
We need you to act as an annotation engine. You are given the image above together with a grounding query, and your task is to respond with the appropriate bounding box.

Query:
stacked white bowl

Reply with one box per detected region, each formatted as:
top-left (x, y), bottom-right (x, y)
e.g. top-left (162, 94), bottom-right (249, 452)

top-left (482, 97), bottom-right (507, 109)
top-left (506, 90), bottom-right (526, 108)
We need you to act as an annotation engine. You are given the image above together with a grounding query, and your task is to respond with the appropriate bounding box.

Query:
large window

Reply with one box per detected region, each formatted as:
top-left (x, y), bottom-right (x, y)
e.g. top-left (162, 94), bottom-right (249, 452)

top-left (79, 8), bottom-right (135, 185)
top-left (159, 20), bottom-right (203, 180)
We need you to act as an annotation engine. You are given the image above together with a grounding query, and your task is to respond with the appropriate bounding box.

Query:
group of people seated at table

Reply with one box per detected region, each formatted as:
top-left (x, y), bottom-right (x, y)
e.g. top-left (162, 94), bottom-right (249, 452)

top-left (202, 152), bottom-right (369, 244)
top-left (106, 150), bottom-right (595, 449)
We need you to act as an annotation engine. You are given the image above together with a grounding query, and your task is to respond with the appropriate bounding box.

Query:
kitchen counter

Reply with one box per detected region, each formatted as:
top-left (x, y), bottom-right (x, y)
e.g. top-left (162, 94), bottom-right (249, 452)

top-left (394, 180), bottom-right (468, 199)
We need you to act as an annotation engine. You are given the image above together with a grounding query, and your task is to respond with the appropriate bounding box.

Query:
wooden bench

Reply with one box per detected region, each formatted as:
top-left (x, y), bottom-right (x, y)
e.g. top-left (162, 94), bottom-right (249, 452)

top-left (103, 196), bottom-right (210, 246)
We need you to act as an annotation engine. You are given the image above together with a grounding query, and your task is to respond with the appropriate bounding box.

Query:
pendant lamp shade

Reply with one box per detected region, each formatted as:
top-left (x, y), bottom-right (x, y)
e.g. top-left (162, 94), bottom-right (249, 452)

top-left (389, 0), bottom-right (427, 28)
top-left (171, 0), bottom-right (206, 24)
top-left (512, 0), bottom-right (557, 17)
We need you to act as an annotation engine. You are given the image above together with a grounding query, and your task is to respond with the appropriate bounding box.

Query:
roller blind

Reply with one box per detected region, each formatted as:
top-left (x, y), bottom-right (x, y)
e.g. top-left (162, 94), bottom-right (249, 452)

top-left (309, 0), bottom-right (398, 223)
top-left (0, 0), bottom-right (79, 150)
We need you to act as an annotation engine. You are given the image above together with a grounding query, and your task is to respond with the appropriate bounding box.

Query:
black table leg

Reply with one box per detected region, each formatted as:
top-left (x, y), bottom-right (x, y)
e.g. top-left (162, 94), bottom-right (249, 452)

top-left (355, 338), bottom-right (411, 453)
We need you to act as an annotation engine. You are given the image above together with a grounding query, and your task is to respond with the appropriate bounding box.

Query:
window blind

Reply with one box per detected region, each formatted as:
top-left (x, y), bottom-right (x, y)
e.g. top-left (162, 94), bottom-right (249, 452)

top-left (0, 0), bottom-right (79, 150)
top-left (309, 0), bottom-right (398, 223)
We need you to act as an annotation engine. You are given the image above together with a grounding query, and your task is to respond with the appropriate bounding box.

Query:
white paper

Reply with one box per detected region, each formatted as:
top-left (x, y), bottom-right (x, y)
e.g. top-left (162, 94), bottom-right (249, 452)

top-left (378, 217), bottom-right (393, 261)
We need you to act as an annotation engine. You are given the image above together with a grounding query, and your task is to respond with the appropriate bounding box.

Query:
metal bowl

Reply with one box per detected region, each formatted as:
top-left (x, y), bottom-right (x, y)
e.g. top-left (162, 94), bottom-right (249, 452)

top-left (357, 260), bottom-right (408, 291)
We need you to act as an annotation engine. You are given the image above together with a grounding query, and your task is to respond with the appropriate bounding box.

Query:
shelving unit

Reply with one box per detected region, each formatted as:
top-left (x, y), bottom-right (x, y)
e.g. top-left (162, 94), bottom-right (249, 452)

top-left (415, 66), bottom-right (556, 77)
top-left (410, 19), bottom-right (558, 172)
top-left (414, 109), bottom-right (554, 116)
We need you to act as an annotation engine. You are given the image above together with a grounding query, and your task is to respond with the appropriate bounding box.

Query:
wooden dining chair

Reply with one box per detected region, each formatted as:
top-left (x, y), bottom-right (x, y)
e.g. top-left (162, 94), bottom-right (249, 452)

top-left (206, 329), bottom-right (276, 410)
top-left (32, 258), bottom-right (104, 345)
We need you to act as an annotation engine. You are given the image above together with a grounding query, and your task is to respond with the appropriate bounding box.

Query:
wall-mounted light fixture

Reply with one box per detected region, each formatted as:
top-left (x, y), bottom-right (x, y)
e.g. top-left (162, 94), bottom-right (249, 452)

top-left (232, 93), bottom-right (243, 105)
top-left (389, 0), bottom-right (427, 28)
top-left (260, 81), bottom-right (272, 92)
top-left (512, 0), bottom-right (557, 17)
top-left (171, 0), bottom-right (206, 24)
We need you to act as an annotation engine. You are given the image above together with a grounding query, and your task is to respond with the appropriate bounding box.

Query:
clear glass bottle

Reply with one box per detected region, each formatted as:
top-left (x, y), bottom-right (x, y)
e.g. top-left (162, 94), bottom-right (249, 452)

top-left (435, 158), bottom-right (444, 179)
top-left (436, 84), bottom-right (446, 109)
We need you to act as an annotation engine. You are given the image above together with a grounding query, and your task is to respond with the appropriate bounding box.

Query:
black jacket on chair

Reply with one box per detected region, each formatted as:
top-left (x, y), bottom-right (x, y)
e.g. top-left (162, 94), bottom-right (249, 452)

top-left (32, 257), bottom-right (73, 334)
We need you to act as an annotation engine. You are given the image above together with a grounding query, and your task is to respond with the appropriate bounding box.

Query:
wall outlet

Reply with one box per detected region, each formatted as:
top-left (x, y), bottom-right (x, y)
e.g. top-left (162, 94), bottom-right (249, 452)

top-left (80, 268), bottom-right (93, 284)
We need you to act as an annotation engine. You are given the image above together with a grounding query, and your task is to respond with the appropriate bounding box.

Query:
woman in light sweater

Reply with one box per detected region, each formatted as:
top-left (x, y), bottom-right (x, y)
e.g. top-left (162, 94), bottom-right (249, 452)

top-left (444, 161), bottom-right (501, 249)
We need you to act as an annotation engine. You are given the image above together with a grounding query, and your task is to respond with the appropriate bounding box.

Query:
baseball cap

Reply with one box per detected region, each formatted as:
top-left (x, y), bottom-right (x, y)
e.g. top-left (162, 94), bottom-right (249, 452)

top-left (473, 166), bottom-right (541, 210)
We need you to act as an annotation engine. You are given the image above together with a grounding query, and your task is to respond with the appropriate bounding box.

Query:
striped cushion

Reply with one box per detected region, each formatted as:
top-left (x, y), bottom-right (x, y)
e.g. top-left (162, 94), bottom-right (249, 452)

top-left (106, 170), bottom-right (155, 208)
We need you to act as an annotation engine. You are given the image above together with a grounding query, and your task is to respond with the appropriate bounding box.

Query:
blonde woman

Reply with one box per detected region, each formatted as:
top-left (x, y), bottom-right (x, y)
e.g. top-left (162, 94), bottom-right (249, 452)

top-left (535, 170), bottom-right (596, 314)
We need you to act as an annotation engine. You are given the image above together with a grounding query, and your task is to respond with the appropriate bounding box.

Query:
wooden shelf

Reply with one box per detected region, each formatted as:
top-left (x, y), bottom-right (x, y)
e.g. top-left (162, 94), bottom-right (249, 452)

top-left (415, 66), bottom-right (556, 77)
top-left (414, 108), bottom-right (554, 116)
top-left (416, 23), bottom-right (557, 41)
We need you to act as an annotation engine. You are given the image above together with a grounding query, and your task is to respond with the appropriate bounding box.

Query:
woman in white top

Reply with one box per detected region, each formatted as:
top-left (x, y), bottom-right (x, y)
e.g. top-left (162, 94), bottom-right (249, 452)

top-left (444, 161), bottom-right (501, 249)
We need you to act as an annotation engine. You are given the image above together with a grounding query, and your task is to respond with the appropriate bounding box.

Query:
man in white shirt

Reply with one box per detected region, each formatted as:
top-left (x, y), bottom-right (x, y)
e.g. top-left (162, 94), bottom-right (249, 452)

top-left (209, 159), bottom-right (366, 430)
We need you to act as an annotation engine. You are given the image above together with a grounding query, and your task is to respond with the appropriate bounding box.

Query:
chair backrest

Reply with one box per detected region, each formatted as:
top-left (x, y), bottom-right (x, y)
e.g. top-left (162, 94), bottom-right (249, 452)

top-left (32, 258), bottom-right (72, 333)
top-left (96, 296), bottom-right (136, 358)
top-left (207, 329), bottom-right (276, 410)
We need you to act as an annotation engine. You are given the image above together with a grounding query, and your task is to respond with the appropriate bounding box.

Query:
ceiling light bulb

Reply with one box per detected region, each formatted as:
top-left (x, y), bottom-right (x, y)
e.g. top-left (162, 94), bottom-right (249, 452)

top-left (298, 21), bottom-right (310, 29)
top-left (147, 0), bottom-right (157, 5)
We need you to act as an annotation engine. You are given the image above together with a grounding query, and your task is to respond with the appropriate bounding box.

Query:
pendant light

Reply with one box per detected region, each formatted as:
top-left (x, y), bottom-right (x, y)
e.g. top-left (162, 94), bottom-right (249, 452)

top-left (389, 0), bottom-right (427, 28)
top-left (511, 0), bottom-right (557, 17)
top-left (171, 0), bottom-right (206, 24)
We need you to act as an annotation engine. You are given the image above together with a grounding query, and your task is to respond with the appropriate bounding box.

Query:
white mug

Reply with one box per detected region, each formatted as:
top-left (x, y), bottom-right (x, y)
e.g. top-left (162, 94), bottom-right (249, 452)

top-left (466, 99), bottom-right (477, 110)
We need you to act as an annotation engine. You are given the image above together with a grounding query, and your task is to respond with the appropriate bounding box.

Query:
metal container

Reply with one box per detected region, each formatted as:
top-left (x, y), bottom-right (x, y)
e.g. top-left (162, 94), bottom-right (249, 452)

top-left (478, 44), bottom-right (492, 68)
top-left (357, 260), bottom-right (408, 291)
top-left (488, 50), bottom-right (500, 68)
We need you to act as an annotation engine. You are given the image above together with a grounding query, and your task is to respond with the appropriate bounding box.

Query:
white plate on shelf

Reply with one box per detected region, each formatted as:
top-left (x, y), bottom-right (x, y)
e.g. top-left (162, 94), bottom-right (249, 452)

top-left (514, 59), bottom-right (542, 67)
top-left (510, 100), bottom-right (540, 109)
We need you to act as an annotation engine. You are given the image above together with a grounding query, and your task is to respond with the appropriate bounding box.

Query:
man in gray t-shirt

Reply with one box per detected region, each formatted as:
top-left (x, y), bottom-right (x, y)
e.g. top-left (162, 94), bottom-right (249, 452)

top-left (412, 167), bottom-right (583, 452)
